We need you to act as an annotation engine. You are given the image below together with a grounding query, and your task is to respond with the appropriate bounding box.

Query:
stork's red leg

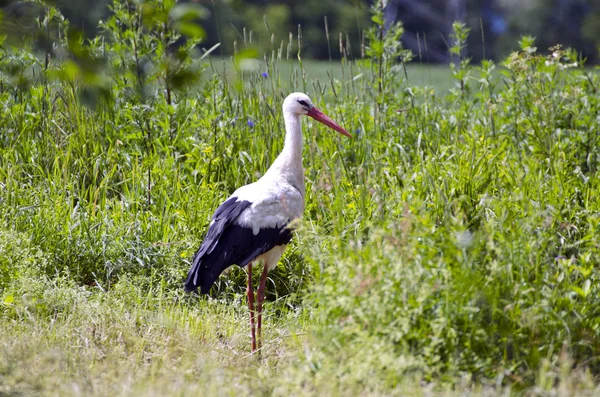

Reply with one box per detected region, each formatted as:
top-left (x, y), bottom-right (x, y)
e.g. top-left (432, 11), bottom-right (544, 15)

top-left (247, 265), bottom-right (256, 352)
top-left (257, 264), bottom-right (269, 350)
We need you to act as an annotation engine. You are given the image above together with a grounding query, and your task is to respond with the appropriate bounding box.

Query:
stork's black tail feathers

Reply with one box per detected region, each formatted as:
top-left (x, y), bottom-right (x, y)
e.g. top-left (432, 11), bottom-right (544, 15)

top-left (184, 251), bottom-right (214, 294)
top-left (184, 197), bottom-right (252, 294)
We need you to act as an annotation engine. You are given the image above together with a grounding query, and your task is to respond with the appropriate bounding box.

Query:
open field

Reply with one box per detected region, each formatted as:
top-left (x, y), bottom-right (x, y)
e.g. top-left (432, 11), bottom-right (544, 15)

top-left (205, 57), bottom-right (458, 92)
top-left (1, 3), bottom-right (600, 396)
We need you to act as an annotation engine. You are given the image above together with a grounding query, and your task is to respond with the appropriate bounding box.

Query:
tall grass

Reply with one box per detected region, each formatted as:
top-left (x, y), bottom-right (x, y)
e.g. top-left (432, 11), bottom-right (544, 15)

top-left (1, 1), bottom-right (599, 394)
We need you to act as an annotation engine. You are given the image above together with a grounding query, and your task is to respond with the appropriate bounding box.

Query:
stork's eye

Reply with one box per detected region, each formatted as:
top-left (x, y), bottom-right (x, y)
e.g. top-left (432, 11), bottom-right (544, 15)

top-left (297, 100), bottom-right (309, 107)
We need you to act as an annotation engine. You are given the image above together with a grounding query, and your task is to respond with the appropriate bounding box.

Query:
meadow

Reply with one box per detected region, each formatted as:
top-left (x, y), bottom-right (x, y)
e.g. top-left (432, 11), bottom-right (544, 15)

top-left (1, 1), bottom-right (600, 396)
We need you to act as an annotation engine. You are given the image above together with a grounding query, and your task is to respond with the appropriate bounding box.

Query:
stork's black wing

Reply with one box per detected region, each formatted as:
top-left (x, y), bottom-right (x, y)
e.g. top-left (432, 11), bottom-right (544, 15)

top-left (184, 196), bottom-right (293, 294)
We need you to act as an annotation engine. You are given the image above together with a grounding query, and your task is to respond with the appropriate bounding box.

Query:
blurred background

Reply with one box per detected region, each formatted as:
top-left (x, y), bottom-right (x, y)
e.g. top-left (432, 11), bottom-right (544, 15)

top-left (0, 0), bottom-right (598, 64)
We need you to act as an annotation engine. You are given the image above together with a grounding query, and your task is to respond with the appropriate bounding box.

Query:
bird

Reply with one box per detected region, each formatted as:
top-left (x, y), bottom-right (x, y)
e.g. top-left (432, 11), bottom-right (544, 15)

top-left (185, 92), bottom-right (351, 352)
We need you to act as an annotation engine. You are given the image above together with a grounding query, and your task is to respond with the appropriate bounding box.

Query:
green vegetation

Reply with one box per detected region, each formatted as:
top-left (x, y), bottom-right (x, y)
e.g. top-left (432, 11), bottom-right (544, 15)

top-left (8, 0), bottom-right (599, 63)
top-left (1, 2), bottom-right (600, 395)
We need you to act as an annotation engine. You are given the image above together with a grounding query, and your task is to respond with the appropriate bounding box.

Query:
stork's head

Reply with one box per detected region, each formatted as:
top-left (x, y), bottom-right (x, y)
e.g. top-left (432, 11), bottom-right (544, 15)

top-left (283, 92), bottom-right (352, 138)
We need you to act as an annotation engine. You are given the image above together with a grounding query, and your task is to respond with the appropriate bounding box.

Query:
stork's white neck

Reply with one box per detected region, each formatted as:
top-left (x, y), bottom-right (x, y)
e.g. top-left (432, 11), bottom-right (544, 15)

top-left (281, 109), bottom-right (303, 167)
top-left (263, 109), bottom-right (304, 194)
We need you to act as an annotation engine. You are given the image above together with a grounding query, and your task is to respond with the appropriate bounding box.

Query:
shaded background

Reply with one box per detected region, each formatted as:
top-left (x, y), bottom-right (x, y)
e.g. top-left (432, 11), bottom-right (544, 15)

top-left (1, 0), bottom-right (599, 63)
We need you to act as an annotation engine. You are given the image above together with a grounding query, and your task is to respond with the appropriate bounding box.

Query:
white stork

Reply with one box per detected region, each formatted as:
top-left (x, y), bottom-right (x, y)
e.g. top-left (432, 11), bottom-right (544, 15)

top-left (185, 92), bottom-right (351, 352)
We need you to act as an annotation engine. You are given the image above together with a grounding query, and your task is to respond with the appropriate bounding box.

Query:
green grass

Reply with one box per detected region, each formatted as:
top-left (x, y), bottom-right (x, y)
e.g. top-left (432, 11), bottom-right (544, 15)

top-left (208, 57), bottom-right (456, 92)
top-left (1, 2), bottom-right (600, 395)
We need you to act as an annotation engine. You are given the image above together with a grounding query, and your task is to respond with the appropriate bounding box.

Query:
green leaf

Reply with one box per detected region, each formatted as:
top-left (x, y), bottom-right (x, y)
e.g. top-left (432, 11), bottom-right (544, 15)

top-left (583, 279), bottom-right (591, 295)
top-left (142, 3), bottom-right (168, 26)
top-left (173, 22), bottom-right (205, 39)
top-left (571, 280), bottom-right (591, 298)
top-left (369, 41), bottom-right (384, 57)
top-left (371, 15), bottom-right (383, 25)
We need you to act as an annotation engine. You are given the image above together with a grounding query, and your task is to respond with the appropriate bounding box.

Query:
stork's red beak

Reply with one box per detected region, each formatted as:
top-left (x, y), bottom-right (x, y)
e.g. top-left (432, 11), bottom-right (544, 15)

top-left (307, 107), bottom-right (352, 138)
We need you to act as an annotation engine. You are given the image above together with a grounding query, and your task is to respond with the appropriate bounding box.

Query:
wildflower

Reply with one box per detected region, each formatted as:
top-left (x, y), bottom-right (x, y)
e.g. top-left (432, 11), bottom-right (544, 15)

top-left (355, 128), bottom-right (361, 135)
top-left (247, 119), bottom-right (255, 128)
top-left (261, 72), bottom-right (268, 78)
